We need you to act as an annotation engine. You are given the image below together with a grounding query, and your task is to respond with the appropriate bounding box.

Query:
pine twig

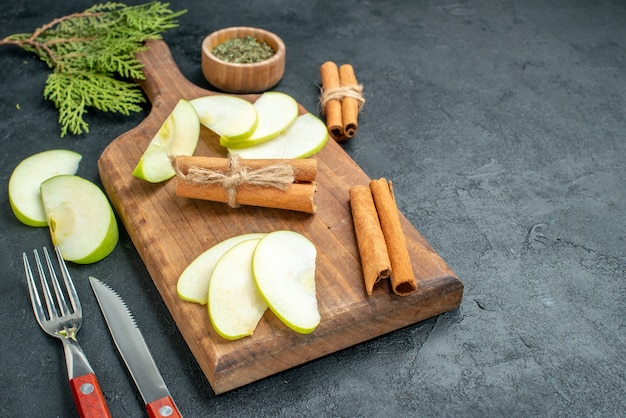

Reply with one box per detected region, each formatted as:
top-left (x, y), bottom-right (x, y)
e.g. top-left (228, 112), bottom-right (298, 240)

top-left (0, 1), bottom-right (186, 137)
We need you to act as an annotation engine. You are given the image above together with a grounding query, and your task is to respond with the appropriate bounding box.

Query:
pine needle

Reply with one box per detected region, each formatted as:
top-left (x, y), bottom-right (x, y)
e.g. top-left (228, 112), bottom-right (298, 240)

top-left (0, 1), bottom-right (186, 137)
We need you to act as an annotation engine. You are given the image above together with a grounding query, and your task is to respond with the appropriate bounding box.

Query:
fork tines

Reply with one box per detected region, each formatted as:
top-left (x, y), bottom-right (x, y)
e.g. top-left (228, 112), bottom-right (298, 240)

top-left (23, 247), bottom-right (80, 324)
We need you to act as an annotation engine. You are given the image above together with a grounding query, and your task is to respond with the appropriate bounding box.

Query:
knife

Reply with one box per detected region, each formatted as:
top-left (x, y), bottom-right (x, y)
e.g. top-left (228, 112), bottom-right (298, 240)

top-left (89, 276), bottom-right (182, 418)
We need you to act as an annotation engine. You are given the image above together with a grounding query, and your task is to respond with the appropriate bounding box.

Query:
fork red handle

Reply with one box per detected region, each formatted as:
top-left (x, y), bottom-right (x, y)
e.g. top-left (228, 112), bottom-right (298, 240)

top-left (69, 373), bottom-right (111, 417)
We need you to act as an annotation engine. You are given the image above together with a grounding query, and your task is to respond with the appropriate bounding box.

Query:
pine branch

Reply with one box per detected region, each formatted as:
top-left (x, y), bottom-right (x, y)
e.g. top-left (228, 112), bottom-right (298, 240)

top-left (0, 1), bottom-right (186, 137)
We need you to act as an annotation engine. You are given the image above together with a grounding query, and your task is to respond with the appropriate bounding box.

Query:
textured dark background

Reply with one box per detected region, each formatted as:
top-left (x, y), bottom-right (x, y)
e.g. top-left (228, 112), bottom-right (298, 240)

top-left (1, 1), bottom-right (624, 416)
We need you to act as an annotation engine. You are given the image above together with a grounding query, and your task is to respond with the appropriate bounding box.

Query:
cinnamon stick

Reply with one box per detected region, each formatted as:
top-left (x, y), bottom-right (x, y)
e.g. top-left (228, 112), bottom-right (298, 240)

top-left (369, 178), bottom-right (417, 296)
top-left (176, 180), bottom-right (317, 213)
top-left (339, 64), bottom-right (360, 138)
top-left (173, 155), bottom-right (317, 213)
top-left (175, 156), bottom-right (317, 182)
top-left (319, 61), bottom-right (346, 141)
top-left (349, 185), bottom-right (391, 295)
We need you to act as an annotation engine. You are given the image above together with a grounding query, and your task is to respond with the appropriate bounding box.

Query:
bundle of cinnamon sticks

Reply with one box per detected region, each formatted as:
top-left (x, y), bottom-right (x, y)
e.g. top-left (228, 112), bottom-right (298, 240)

top-left (350, 178), bottom-right (417, 296)
top-left (319, 61), bottom-right (364, 141)
top-left (174, 155), bottom-right (318, 213)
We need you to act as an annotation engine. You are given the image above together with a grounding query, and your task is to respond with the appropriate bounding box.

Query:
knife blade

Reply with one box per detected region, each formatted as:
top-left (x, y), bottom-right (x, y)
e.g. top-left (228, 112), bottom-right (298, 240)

top-left (89, 276), bottom-right (182, 418)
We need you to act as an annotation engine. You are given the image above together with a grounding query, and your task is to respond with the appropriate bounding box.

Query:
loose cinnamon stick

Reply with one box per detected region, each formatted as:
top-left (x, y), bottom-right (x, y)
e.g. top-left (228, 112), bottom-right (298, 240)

top-left (320, 61), bottom-right (346, 141)
top-left (339, 64), bottom-right (360, 138)
top-left (369, 178), bottom-right (417, 296)
top-left (174, 155), bottom-right (317, 213)
top-left (175, 156), bottom-right (317, 182)
top-left (349, 185), bottom-right (391, 295)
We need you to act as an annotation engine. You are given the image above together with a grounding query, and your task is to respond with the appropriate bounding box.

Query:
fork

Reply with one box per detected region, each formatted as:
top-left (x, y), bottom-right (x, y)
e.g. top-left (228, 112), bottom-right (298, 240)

top-left (23, 246), bottom-right (111, 418)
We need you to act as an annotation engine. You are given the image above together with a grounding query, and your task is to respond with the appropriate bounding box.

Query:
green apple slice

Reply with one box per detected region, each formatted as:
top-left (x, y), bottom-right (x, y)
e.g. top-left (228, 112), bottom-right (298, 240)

top-left (177, 232), bottom-right (267, 304)
top-left (252, 230), bottom-right (320, 334)
top-left (228, 113), bottom-right (328, 159)
top-left (41, 175), bottom-right (119, 264)
top-left (133, 99), bottom-right (200, 183)
top-left (208, 238), bottom-right (268, 340)
top-left (190, 95), bottom-right (258, 141)
top-left (221, 91), bottom-right (299, 149)
top-left (8, 149), bottom-right (82, 227)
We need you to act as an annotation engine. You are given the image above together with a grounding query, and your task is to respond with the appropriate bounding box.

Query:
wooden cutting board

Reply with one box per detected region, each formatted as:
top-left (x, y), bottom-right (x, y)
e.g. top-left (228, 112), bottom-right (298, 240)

top-left (98, 40), bottom-right (463, 394)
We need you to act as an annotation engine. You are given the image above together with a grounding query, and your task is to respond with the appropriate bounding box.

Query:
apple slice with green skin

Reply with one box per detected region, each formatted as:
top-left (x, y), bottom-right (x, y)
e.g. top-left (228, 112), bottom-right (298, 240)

top-left (208, 238), bottom-right (268, 340)
top-left (8, 149), bottom-right (82, 227)
top-left (41, 175), bottom-right (119, 264)
top-left (229, 113), bottom-right (328, 159)
top-left (133, 99), bottom-right (200, 183)
top-left (190, 95), bottom-right (258, 141)
top-left (177, 232), bottom-right (267, 304)
top-left (253, 230), bottom-right (320, 334)
top-left (221, 91), bottom-right (299, 149)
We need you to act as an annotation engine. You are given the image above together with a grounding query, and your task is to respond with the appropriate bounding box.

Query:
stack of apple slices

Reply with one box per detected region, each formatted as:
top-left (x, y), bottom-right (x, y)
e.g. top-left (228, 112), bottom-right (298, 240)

top-left (228, 113), bottom-right (329, 159)
top-left (178, 230), bottom-right (321, 339)
top-left (215, 92), bottom-right (298, 149)
top-left (9, 149), bottom-right (119, 263)
top-left (194, 91), bottom-right (329, 159)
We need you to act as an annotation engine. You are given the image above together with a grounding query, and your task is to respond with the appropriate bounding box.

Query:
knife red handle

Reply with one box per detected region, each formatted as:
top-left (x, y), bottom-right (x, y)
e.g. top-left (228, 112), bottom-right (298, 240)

top-left (146, 395), bottom-right (182, 418)
top-left (69, 373), bottom-right (111, 417)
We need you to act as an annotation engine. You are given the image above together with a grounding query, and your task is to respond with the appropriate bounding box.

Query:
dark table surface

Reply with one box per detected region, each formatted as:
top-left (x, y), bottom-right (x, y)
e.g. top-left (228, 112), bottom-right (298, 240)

top-left (1, 1), bottom-right (625, 416)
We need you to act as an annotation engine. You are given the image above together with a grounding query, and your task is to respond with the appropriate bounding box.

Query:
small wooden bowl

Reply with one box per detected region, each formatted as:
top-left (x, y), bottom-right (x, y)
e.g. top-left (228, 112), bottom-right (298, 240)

top-left (201, 27), bottom-right (286, 94)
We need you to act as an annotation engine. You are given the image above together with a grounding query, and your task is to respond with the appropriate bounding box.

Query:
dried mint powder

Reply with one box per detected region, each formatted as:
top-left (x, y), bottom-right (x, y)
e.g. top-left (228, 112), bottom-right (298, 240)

top-left (212, 35), bottom-right (275, 63)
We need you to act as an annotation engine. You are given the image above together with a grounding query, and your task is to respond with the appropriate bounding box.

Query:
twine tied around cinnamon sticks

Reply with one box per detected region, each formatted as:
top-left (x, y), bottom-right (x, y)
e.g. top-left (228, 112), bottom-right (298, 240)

top-left (319, 61), bottom-right (364, 141)
top-left (174, 155), bottom-right (318, 213)
top-left (175, 154), bottom-right (294, 208)
top-left (319, 84), bottom-right (365, 111)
